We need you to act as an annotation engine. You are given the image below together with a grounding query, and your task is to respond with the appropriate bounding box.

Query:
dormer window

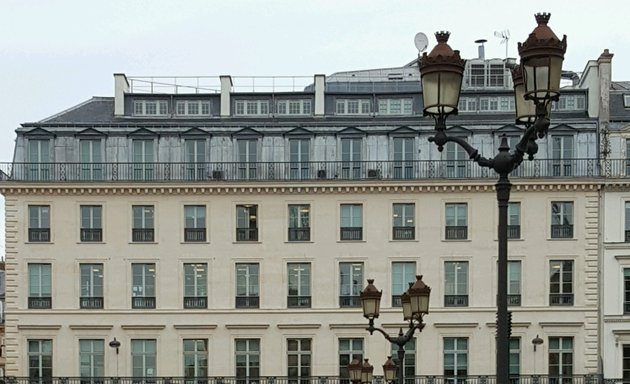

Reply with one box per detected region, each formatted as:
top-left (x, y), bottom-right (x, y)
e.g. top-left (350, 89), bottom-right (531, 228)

top-left (277, 99), bottom-right (312, 115)
top-left (336, 99), bottom-right (371, 115)
top-left (176, 100), bottom-right (210, 116)
top-left (624, 95), bottom-right (630, 108)
top-left (133, 100), bottom-right (168, 116)
top-left (377, 98), bottom-right (413, 115)
top-left (235, 100), bottom-right (270, 116)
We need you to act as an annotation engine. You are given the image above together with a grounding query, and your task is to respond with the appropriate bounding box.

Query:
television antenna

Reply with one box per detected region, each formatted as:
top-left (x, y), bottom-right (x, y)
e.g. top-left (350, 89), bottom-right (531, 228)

top-left (494, 29), bottom-right (510, 58)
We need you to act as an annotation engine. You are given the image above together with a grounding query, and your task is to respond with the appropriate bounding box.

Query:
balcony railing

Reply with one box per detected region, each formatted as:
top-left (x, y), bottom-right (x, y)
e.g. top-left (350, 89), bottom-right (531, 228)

top-left (28, 296), bottom-right (52, 309)
top-left (551, 225), bottom-right (573, 239)
top-left (550, 293), bottom-right (574, 306)
top-left (132, 296), bottom-right (156, 309)
top-left (80, 296), bottom-right (104, 309)
top-left (445, 226), bottom-right (468, 240)
top-left (392, 294), bottom-right (402, 307)
top-left (393, 226), bottom-right (415, 240)
top-left (184, 296), bottom-right (208, 309)
top-left (340, 227), bottom-right (362, 241)
top-left (507, 225), bottom-right (521, 240)
top-left (28, 228), bottom-right (50, 242)
top-left (81, 228), bottom-right (103, 242)
top-left (236, 228), bottom-right (258, 242)
top-left (444, 295), bottom-right (469, 307)
top-left (0, 158), bottom-right (623, 183)
top-left (339, 295), bottom-right (361, 307)
top-left (185, 228), bottom-right (207, 242)
top-left (3, 375), bottom-right (612, 384)
top-left (287, 296), bottom-right (311, 308)
top-left (133, 228), bottom-right (155, 242)
top-left (508, 294), bottom-right (521, 306)
top-left (235, 296), bottom-right (259, 308)
top-left (288, 228), bottom-right (311, 241)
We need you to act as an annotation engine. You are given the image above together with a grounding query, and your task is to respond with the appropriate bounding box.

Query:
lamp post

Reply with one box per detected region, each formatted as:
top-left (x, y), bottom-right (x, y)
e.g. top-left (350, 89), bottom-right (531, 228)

top-left (418, 13), bottom-right (566, 384)
top-left (360, 276), bottom-right (431, 384)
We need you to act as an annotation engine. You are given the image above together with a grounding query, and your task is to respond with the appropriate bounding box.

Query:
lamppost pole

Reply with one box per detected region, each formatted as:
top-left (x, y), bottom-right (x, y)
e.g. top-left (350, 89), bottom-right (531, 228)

top-left (419, 13), bottom-right (566, 384)
top-left (360, 276), bottom-right (431, 384)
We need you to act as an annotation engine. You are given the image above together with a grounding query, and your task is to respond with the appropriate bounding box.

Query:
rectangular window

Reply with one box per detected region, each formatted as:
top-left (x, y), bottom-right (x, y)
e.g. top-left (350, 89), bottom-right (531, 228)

top-left (132, 100), bottom-right (168, 116)
top-left (377, 98), bottom-right (413, 115)
top-left (551, 201), bottom-right (574, 239)
top-left (175, 100), bottom-right (210, 116)
top-left (550, 260), bottom-right (574, 306)
top-left (445, 141), bottom-right (468, 178)
top-left (625, 269), bottom-right (630, 314)
top-left (184, 263), bottom-right (207, 309)
top-left (80, 139), bottom-right (103, 180)
top-left (288, 204), bottom-right (310, 241)
top-left (507, 261), bottom-right (521, 306)
top-left (625, 202), bottom-right (630, 242)
top-left (237, 139), bottom-right (258, 179)
top-left (445, 203), bottom-right (468, 240)
top-left (236, 205), bottom-right (258, 242)
top-left (340, 204), bottom-right (363, 241)
top-left (341, 138), bottom-right (363, 179)
top-left (79, 339), bottom-right (104, 378)
top-left (288, 338), bottom-right (311, 381)
top-left (624, 95), bottom-right (630, 108)
top-left (444, 337), bottom-right (468, 380)
top-left (444, 261), bottom-right (468, 307)
top-left (184, 139), bottom-right (207, 181)
top-left (234, 100), bottom-right (270, 116)
top-left (184, 339), bottom-right (208, 379)
top-left (549, 337), bottom-right (573, 381)
top-left (509, 338), bottom-right (520, 378)
top-left (289, 138), bottom-right (310, 180)
top-left (392, 262), bottom-right (416, 307)
top-left (551, 136), bottom-right (575, 176)
top-left (28, 139), bottom-right (51, 181)
top-left (28, 205), bottom-right (50, 242)
top-left (507, 202), bottom-right (521, 239)
top-left (235, 339), bottom-right (260, 380)
top-left (390, 339), bottom-right (416, 379)
top-left (184, 205), bottom-right (206, 242)
top-left (132, 205), bottom-right (155, 242)
top-left (277, 99), bottom-right (312, 115)
top-left (236, 263), bottom-right (259, 308)
top-left (288, 263), bottom-right (311, 308)
top-left (131, 339), bottom-right (157, 378)
top-left (132, 263), bottom-right (156, 309)
top-left (624, 344), bottom-right (630, 382)
top-left (80, 263), bottom-right (103, 309)
top-left (336, 99), bottom-right (371, 115)
top-left (28, 339), bottom-right (52, 380)
top-left (28, 263), bottom-right (52, 309)
top-left (393, 137), bottom-right (414, 179)
top-left (339, 262), bottom-right (363, 307)
top-left (338, 338), bottom-right (363, 379)
top-left (80, 205), bottom-right (102, 242)
top-left (393, 203), bottom-right (415, 240)
top-left (132, 139), bottom-right (155, 180)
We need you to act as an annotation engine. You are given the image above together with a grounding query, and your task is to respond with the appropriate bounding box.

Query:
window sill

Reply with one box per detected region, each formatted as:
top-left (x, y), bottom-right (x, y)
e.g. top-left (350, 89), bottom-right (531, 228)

top-left (285, 241), bottom-right (314, 244)
top-left (181, 241), bottom-right (210, 245)
top-left (25, 241), bottom-right (53, 244)
top-left (233, 241), bottom-right (262, 244)
top-left (337, 240), bottom-right (366, 243)
top-left (390, 239), bottom-right (419, 243)
top-left (442, 239), bottom-right (471, 242)
top-left (547, 238), bottom-right (576, 241)
top-left (128, 241), bottom-right (159, 245)
top-left (77, 241), bottom-right (106, 244)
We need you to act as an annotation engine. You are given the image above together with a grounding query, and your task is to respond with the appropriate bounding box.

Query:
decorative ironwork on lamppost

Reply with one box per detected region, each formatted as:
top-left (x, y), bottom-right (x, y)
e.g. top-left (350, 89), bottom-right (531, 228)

top-left (360, 276), bottom-right (431, 384)
top-left (418, 12), bottom-right (566, 384)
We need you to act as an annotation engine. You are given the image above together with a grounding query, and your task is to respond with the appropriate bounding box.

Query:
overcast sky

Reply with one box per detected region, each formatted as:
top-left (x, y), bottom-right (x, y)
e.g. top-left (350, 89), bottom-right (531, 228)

top-left (0, 0), bottom-right (629, 257)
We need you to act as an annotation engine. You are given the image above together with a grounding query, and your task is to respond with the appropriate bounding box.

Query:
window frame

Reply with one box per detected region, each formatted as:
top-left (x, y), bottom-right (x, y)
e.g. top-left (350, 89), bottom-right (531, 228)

top-left (549, 260), bottom-right (574, 306)
top-left (550, 201), bottom-right (574, 239)
top-left (339, 262), bottom-right (363, 308)
top-left (236, 204), bottom-right (259, 242)
top-left (79, 339), bottom-right (105, 378)
top-left (444, 261), bottom-right (469, 307)
top-left (392, 203), bottom-right (415, 240)
top-left (80, 263), bottom-right (104, 309)
top-left (184, 205), bottom-right (207, 242)
top-left (235, 263), bottom-right (260, 308)
top-left (28, 205), bottom-right (51, 242)
top-left (131, 263), bottom-right (156, 309)
top-left (288, 204), bottom-right (311, 242)
top-left (132, 100), bottom-right (169, 116)
top-left (28, 263), bottom-right (52, 309)
top-left (80, 205), bottom-right (103, 242)
top-left (340, 203), bottom-right (363, 241)
top-left (183, 339), bottom-right (208, 379)
top-left (445, 203), bottom-right (468, 240)
top-left (184, 263), bottom-right (208, 309)
top-left (287, 263), bottom-right (311, 308)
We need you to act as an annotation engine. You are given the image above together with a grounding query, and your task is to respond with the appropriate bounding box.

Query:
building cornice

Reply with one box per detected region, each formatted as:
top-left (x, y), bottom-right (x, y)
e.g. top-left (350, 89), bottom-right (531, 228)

top-left (0, 181), bottom-right (601, 196)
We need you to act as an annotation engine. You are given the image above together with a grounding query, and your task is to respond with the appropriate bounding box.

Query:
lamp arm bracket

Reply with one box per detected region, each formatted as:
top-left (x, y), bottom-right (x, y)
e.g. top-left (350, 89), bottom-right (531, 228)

top-left (366, 324), bottom-right (395, 343)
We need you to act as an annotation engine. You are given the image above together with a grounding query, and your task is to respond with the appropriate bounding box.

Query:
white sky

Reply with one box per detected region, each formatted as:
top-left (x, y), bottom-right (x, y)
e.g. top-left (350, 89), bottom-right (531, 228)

top-left (0, 0), bottom-right (629, 258)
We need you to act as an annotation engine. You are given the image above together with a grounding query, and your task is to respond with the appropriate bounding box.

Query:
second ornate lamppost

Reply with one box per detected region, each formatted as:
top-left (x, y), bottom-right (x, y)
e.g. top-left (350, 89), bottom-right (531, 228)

top-left (359, 275), bottom-right (431, 384)
top-left (418, 12), bottom-right (566, 384)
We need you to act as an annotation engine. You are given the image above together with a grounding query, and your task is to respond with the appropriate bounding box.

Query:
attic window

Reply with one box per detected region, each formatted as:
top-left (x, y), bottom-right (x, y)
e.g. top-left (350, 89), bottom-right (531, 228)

top-left (387, 73), bottom-right (404, 81)
top-left (624, 95), bottom-right (630, 108)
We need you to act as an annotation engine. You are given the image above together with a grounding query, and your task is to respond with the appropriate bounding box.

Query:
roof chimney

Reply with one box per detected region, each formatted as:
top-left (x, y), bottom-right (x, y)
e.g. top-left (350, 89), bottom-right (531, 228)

top-left (475, 39), bottom-right (487, 60)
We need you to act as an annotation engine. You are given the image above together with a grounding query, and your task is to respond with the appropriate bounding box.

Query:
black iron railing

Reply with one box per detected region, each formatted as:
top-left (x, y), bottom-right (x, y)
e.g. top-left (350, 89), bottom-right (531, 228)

top-left (444, 295), bottom-right (469, 307)
top-left (236, 228), bottom-right (258, 242)
top-left (185, 228), bottom-right (207, 242)
top-left (132, 296), bottom-right (156, 309)
top-left (2, 375), bottom-right (612, 384)
top-left (81, 228), bottom-right (103, 242)
top-left (508, 294), bottom-right (521, 306)
top-left (287, 296), bottom-right (311, 308)
top-left (445, 226), bottom-right (467, 240)
top-left (393, 226), bottom-right (415, 240)
top-left (235, 296), bottom-right (259, 308)
top-left (340, 227), bottom-right (362, 241)
top-left (550, 293), bottom-right (574, 306)
top-left (551, 225), bottom-right (573, 239)
top-left (0, 158), bottom-right (621, 183)
top-left (507, 225), bottom-right (521, 240)
top-left (184, 296), bottom-right (208, 309)
top-left (288, 228), bottom-right (311, 241)
top-left (339, 295), bottom-right (361, 307)
top-left (80, 296), bottom-right (104, 309)
top-left (28, 296), bottom-right (52, 309)
top-left (132, 228), bottom-right (155, 242)
top-left (28, 228), bottom-right (50, 242)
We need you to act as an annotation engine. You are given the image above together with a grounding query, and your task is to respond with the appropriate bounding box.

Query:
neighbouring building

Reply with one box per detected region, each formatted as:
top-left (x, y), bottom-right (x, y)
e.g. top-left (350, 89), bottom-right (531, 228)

top-left (0, 46), bottom-right (622, 381)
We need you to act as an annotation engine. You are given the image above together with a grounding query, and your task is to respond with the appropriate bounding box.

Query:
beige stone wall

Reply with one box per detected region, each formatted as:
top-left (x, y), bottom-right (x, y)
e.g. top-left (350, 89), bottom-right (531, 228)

top-left (1, 180), bottom-right (599, 377)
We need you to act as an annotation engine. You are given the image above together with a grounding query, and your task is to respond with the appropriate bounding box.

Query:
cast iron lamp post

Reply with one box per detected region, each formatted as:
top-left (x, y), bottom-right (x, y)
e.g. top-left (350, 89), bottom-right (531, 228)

top-left (359, 276), bottom-right (431, 384)
top-left (348, 358), bottom-right (374, 384)
top-left (418, 13), bottom-right (566, 384)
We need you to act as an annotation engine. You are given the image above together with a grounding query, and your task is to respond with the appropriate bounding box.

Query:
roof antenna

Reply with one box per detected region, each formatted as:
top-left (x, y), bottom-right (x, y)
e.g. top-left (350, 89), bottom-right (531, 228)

top-left (494, 30), bottom-right (510, 58)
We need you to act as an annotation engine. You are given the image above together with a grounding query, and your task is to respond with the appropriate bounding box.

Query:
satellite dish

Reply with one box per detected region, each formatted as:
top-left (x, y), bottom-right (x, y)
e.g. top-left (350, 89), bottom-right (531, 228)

top-left (414, 32), bottom-right (428, 53)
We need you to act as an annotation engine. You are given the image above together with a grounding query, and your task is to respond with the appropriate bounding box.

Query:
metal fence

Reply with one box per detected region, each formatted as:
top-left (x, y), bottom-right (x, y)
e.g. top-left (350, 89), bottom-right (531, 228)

top-left (0, 158), bottom-right (624, 184)
top-left (0, 375), bottom-right (619, 384)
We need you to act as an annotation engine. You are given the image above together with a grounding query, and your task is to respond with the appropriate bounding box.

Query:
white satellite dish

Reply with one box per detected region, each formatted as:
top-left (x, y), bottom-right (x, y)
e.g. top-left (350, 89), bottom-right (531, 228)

top-left (414, 32), bottom-right (429, 53)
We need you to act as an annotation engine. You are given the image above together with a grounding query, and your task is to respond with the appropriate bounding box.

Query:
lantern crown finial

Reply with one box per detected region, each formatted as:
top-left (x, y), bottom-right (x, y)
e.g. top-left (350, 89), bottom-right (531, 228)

top-left (534, 12), bottom-right (551, 26)
top-left (435, 31), bottom-right (450, 44)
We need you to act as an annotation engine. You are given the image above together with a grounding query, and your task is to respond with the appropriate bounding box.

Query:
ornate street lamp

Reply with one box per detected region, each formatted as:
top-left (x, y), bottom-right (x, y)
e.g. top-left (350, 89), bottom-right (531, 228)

top-left (361, 359), bottom-right (374, 384)
top-left (418, 12), bottom-right (566, 384)
top-left (360, 276), bottom-right (430, 384)
top-left (348, 358), bottom-right (363, 384)
top-left (383, 356), bottom-right (398, 383)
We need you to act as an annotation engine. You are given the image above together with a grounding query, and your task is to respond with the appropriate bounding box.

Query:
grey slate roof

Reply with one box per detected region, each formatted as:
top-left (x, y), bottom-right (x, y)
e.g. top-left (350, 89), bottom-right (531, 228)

top-left (38, 97), bottom-right (115, 124)
top-left (612, 82), bottom-right (630, 91)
